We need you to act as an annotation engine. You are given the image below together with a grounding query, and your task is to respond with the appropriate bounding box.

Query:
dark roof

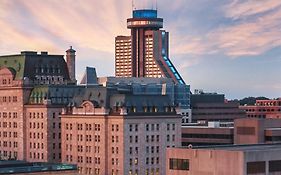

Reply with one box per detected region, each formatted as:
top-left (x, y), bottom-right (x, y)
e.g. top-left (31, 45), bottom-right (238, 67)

top-left (0, 52), bottom-right (70, 80)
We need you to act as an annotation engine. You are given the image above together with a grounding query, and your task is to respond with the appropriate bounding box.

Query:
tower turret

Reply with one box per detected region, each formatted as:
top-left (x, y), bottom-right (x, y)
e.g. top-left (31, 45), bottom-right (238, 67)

top-left (66, 46), bottom-right (76, 83)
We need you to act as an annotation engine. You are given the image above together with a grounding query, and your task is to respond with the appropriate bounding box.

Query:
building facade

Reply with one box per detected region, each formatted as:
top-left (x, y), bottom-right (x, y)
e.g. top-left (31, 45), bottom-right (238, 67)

top-left (166, 144), bottom-right (281, 175)
top-left (61, 86), bottom-right (182, 175)
top-left (115, 8), bottom-right (185, 85)
top-left (0, 49), bottom-right (77, 162)
top-left (190, 92), bottom-right (246, 123)
top-left (180, 118), bottom-right (281, 147)
top-left (240, 99), bottom-right (281, 119)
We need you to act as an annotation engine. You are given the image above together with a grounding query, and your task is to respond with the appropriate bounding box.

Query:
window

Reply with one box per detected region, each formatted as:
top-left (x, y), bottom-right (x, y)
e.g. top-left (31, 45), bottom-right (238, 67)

top-left (237, 127), bottom-right (255, 135)
top-left (156, 135), bottom-right (159, 142)
top-left (247, 161), bottom-right (265, 174)
top-left (172, 135), bottom-right (175, 142)
top-left (169, 158), bottom-right (189, 171)
top-left (156, 124), bottom-right (159, 131)
top-left (129, 124), bottom-right (132, 132)
top-left (269, 160), bottom-right (281, 172)
top-left (167, 135), bottom-right (170, 142)
top-left (151, 135), bottom-right (154, 142)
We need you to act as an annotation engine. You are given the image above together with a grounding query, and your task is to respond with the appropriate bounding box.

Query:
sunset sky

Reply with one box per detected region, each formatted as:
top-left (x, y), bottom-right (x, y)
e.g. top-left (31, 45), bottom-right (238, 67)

top-left (0, 0), bottom-right (281, 99)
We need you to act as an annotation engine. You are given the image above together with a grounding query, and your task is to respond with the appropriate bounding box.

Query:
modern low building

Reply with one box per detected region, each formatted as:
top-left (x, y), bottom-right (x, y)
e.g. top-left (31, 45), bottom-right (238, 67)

top-left (167, 143), bottom-right (281, 175)
top-left (240, 99), bottom-right (281, 119)
top-left (190, 91), bottom-right (246, 123)
top-left (61, 86), bottom-right (182, 175)
top-left (0, 160), bottom-right (77, 175)
top-left (181, 118), bottom-right (281, 147)
top-left (234, 118), bottom-right (281, 144)
top-left (182, 122), bottom-right (234, 146)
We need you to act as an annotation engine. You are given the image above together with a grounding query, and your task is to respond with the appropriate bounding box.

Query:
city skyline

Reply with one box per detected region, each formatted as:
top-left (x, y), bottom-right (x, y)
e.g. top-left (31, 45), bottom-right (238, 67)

top-left (0, 0), bottom-right (280, 99)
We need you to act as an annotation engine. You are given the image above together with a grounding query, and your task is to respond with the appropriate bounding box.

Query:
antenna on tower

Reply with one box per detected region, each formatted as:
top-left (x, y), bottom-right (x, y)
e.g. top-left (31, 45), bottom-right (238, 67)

top-left (156, 0), bottom-right (158, 10)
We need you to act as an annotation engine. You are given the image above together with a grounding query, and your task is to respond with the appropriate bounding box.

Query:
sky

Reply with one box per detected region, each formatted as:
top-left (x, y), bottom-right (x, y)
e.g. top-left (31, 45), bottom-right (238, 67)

top-left (0, 0), bottom-right (281, 99)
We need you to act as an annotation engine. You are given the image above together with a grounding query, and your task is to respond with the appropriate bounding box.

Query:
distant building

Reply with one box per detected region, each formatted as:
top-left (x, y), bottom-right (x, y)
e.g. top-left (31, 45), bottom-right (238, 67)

top-left (190, 91), bottom-right (246, 123)
top-left (61, 86), bottom-right (182, 175)
top-left (181, 122), bottom-right (234, 146)
top-left (181, 118), bottom-right (281, 146)
top-left (166, 143), bottom-right (281, 175)
top-left (234, 118), bottom-right (281, 144)
top-left (240, 98), bottom-right (281, 119)
top-left (115, 6), bottom-right (186, 85)
top-left (0, 160), bottom-right (77, 175)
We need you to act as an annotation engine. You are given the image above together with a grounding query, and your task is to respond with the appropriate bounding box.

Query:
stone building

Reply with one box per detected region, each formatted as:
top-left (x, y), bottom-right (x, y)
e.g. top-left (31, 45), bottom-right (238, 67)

top-left (0, 48), bottom-right (77, 162)
top-left (61, 86), bottom-right (182, 175)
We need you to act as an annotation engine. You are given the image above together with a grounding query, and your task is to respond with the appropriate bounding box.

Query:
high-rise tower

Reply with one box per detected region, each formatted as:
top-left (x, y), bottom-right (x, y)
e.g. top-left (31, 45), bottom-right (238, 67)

top-left (115, 0), bottom-right (185, 84)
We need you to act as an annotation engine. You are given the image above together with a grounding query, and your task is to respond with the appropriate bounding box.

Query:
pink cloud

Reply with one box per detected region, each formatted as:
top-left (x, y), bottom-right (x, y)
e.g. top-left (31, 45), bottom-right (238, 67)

top-left (225, 0), bottom-right (281, 19)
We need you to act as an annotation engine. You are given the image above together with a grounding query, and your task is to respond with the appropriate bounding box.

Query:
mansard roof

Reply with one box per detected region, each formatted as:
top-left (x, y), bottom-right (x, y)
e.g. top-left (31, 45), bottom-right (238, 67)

top-left (0, 51), bottom-right (70, 81)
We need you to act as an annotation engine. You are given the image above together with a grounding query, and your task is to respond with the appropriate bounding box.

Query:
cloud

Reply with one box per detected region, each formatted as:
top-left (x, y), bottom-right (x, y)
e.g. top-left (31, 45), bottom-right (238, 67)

top-left (169, 0), bottom-right (281, 58)
top-left (1, 0), bottom-right (281, 61)
top-left (0, 0), bottom-right (131, 55)
top-left (225, 0), bottom-right (281, 19)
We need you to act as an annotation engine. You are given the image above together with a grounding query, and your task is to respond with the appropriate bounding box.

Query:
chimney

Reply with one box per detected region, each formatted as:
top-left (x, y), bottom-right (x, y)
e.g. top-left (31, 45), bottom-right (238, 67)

top-left (66, 46), bottom-right (76, 83)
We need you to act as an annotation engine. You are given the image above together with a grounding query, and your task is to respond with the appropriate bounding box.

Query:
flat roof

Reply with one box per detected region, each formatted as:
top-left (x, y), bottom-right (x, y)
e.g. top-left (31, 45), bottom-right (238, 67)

top-left (182, 126), bottom-right (233, 129)
top-left (0, 161), bottom-right (77, 174)
top-left (194, 143), bottom-right (281, 152)
top-left (266, 128), bottom-right (281, 131)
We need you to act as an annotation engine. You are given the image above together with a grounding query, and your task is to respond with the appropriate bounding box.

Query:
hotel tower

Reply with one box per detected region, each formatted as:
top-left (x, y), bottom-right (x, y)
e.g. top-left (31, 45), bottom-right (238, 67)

top-left (115, 0), bottom-right (185, 85)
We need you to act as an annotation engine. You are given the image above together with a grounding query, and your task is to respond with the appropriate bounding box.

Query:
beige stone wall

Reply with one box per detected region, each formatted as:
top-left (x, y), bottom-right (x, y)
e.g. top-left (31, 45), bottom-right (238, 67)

top-left (0, 68), bottom-right (26, 160)
top-left (123, 115), bottom-right (181, 175)
top-left (61, 113), bottom-right (181, 175)
top-left (25, 106), bottom-right (63, 163)
top-left (61, 115), bottom-right (109, 175)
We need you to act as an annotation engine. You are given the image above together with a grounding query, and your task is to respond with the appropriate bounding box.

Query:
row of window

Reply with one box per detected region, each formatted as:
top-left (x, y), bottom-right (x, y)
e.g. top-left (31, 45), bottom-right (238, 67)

top-left (67, 123), bottom-right (101, 131)
top-left (66, 144), bottom-right (101, 154)
top-left (29, 152), bottom-right (61, 160)
top-left (0, 150), bottom-right (17, 159)
top-left (0, 122), bottom-right (17, 128)
top-left (0, 141), bottom-right (18, 148)
top-left (28, 112), bottom-right (59, 119)
top-left (0, 79), bottom-right (12, 85)
top-left (182, 133), bottom-right (233, 139)
top-left (0, 132), bottom-right (18, 138)
top-left (0, 96), bottom-right (17, 103)
top-left (76, 134), bottom-right (101, 142)
top-left (0, 112), bottom-right (18, 118)
top-left (78, 167), bottom-right (101, 175)
top-left (77, 156), bottom-right (101, 164)
top-left (128, 168), bottom-right (160, 175)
